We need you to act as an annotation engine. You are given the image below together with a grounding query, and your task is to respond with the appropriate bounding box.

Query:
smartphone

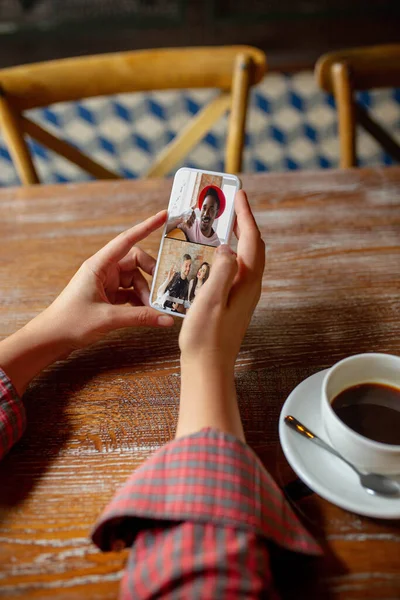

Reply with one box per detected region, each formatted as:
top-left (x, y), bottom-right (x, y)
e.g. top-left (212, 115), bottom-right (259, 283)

top-left (150, 167), bottom-right (241, 318)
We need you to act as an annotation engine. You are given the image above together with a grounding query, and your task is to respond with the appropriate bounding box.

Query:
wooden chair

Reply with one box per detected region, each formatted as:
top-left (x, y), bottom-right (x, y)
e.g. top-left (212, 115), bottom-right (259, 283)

top-left (315, 44), bottom-right (400, 168)
top-left (0, 46), bottom-right (266, 185)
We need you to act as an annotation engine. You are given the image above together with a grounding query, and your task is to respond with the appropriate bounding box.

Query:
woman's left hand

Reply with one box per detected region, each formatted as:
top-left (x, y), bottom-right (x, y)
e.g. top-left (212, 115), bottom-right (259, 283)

top-left (41, 210), bottom-right (174, 351)
top-left (0, 211), bottom-right (174, 397)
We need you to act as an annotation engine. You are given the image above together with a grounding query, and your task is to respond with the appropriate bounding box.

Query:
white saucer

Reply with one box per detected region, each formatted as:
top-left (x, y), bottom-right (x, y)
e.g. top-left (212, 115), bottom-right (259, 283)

top-left (279, 369), bottom-right (400, 519)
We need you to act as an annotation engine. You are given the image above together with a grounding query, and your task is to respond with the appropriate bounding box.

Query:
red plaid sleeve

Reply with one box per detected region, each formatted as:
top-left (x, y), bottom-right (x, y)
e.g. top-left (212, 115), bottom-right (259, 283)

top-left (92, 428), bottom-right (321, 599)
top-left (0, 368), bottom-right (26, 460)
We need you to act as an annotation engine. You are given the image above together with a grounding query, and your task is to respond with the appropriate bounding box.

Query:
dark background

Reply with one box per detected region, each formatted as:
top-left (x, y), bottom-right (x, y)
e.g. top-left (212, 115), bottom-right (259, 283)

top-left (0, 0), bottom-right (399, 70)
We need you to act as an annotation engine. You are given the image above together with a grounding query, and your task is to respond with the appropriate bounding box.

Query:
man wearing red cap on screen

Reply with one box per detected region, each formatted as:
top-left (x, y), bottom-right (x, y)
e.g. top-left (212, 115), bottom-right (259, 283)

top-left (166, 186), bottom-right (225, 247)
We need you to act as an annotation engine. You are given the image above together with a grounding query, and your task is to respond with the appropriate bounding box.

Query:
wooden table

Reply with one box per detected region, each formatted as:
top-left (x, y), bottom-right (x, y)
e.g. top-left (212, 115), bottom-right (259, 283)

top-left (0, 168), bottom-right (399, 599)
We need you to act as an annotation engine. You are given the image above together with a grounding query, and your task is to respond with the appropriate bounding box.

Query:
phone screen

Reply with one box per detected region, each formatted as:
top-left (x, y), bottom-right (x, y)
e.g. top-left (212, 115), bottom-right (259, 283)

top-left (150, 168), bottom-right (239, 317)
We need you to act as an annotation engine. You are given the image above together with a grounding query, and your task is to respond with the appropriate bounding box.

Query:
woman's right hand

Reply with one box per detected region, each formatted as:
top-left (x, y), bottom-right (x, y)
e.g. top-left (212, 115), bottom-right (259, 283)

top-left (179, 190), bottom-right (265, 370)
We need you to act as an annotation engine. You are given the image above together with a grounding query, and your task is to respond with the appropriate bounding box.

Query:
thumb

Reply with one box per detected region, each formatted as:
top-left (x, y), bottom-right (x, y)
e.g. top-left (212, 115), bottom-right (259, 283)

top-left (199, 245), bottom-right (238, 307)
top-left (108, 305), bottom-right (174, 330)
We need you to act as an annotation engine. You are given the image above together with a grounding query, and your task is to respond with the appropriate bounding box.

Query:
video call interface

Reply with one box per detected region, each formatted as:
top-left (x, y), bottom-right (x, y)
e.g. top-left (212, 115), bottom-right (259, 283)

top-left (151, 169), bottom-right (237, 315)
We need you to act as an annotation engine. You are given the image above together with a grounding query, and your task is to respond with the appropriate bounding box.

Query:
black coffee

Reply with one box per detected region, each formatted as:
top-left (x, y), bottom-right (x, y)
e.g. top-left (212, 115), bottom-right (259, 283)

top-left (331, 382), bottom-right (400, 445)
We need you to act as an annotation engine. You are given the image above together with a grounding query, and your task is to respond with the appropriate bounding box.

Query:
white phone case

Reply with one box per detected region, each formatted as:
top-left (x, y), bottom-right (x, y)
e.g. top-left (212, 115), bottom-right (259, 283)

top-left (150, 167), bottom-right (241, 318)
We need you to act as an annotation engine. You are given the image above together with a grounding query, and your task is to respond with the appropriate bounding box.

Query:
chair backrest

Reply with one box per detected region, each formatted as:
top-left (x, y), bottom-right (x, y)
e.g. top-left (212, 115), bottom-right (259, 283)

top-left (316, 44), bottom-right (400, 94)
top-left (0, 46), bottom-right (266, 185)
top-left (315, 44), bottom-right (400, 168)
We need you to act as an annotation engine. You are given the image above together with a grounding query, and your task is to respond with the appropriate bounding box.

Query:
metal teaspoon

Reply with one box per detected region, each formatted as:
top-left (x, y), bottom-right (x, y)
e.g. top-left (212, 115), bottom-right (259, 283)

top-left (284, 415), bottom-right (400, 497)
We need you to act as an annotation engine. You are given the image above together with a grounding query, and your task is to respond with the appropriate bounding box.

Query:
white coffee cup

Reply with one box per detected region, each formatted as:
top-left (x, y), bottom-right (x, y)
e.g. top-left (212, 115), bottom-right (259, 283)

top-left (321, 353), bottom-right (400, 475)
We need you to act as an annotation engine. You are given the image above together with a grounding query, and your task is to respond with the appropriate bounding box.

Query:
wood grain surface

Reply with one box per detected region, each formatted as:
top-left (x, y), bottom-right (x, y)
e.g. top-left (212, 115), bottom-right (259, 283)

top-left (0, 168), bottom-right (399, 599)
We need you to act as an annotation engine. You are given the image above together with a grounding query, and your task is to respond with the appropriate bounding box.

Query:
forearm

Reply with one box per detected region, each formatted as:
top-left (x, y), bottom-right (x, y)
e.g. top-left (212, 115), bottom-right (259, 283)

top-left (166, 216), bottom-right (184, 234)
top-left (176, 355), bottom-right (245, 441)
top-left (0, 309), bottom-right (72, 396)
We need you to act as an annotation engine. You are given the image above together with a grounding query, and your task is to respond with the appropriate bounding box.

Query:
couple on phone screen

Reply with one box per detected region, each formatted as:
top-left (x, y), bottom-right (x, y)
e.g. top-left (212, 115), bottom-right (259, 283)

top-left (157, 255), bottom-right (210, 314)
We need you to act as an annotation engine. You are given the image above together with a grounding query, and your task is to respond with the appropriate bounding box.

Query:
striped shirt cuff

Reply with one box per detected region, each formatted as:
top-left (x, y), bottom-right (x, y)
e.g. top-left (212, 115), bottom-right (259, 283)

top-left (91, 428), bottom-right (321, 556)
top-left (0, 368), bottom-right (26, 459)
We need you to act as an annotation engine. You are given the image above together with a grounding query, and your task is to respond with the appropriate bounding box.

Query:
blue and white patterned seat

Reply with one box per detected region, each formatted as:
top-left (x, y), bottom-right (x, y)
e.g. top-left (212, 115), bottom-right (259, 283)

top-left (0, 72), bottom-right (399, 186)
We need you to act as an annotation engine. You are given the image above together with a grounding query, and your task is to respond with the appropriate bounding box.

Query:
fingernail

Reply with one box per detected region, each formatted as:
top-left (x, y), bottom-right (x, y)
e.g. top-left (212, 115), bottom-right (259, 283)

top-left (217, 244), bottom-right (235, 255)
top-left (158, 315), bottom-right (174, 326)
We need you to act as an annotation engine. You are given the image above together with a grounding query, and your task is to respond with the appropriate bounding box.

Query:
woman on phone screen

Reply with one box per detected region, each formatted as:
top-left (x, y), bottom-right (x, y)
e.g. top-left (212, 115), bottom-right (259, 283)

top-left (187, 261), bottom-right (210, 304)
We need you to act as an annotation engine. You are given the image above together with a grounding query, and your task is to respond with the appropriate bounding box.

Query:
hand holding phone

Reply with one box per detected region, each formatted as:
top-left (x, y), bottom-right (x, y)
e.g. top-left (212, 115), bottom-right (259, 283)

top-left (179, 190), bottom-right (265, 361)
top-left (176, 190), bottom-right (265, 439)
